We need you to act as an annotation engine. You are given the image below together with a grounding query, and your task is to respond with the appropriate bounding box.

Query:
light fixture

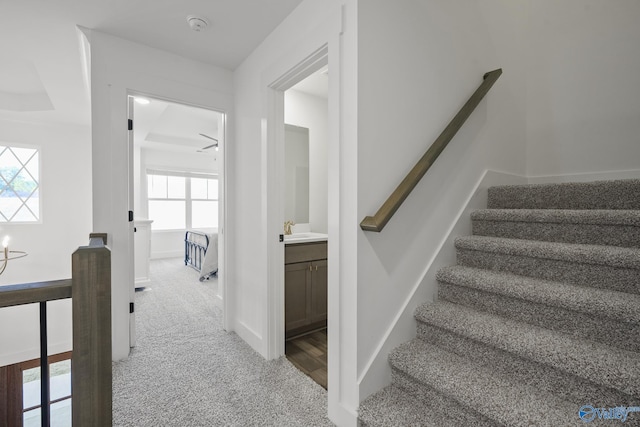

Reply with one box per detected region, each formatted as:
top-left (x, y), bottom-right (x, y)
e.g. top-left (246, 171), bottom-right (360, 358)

top-left (187, 15), bottom-right (209, 32)
top-left (0, 236), bottom-right (27, 275)
top-left (134, 97), bottom-right (150, 105)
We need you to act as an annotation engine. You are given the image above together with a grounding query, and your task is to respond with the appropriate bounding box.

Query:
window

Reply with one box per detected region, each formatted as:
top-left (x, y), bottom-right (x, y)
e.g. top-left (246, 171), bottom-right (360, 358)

top-left (0, 351), bottom-right (72, 427)
top-left (0, 145), bottom-right (40, 222)
top-left (147, 171), bottom-right (218, 230)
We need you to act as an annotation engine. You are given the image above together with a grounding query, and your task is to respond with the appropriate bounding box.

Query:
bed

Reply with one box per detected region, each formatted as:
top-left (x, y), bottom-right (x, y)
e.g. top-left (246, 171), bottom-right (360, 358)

top-left (184, 230), bottom-right (218, 281)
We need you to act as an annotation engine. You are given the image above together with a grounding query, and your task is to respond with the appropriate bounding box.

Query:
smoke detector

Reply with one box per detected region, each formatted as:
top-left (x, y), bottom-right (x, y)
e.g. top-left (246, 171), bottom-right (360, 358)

top-left (187, 15), bottom-right (209, 32)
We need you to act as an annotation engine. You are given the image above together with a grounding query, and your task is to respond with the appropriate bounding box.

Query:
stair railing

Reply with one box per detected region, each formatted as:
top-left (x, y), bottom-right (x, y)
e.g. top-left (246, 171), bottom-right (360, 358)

top-left (0, 233), bottom-right (111, 427)
top-left (360, 69), bottom-right (503, 232)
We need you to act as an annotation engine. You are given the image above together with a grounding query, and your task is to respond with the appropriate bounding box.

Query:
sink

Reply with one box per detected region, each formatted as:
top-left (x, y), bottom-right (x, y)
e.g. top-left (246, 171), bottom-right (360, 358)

top-left (284, 232), bottom-right (328, 244)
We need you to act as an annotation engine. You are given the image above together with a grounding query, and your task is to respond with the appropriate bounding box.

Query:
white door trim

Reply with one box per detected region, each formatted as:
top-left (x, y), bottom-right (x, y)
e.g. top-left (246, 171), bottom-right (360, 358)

top-left (126, 91), bottom-right (229, 338)
top-left (265, 45), bottom-right (329, 360)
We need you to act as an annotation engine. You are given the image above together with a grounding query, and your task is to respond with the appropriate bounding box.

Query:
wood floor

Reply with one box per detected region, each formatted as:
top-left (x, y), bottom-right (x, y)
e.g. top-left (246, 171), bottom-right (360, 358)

top-left (285, 329), bottom-right (327, 389)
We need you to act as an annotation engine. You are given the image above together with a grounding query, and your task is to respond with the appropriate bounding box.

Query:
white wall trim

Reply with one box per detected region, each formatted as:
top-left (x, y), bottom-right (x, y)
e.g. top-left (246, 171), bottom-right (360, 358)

top-left (355, 167), bottom-right (640, 400)
top-left (264, 44), bottom-right (329, 362)
top-left (150, 251), bottom-right (183, 260)
top-left (85, 28), bottom-right (233, 361)
top-left (328, 401), bottom-right (358, 427)
top-left (527, 168), bottom-right (640, 184)
top-left (234, 320), bottom-right (263, 354)
top-left (357, 170), bottom-right (527, 399)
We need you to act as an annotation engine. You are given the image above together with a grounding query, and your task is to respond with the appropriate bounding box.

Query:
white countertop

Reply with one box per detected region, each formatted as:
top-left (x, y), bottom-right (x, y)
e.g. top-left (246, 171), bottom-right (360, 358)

top-left (284, 232), bottom-right (328, 244)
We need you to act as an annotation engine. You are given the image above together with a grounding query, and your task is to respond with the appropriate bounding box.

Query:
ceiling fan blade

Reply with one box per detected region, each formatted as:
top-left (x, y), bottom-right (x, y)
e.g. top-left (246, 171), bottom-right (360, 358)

top-left (199, 133), bottom-right (218, 142)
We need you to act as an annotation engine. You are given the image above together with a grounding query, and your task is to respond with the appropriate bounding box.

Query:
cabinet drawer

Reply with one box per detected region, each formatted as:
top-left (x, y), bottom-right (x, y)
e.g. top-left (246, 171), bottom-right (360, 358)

top-left (285, 241), bottom-right (327, 264)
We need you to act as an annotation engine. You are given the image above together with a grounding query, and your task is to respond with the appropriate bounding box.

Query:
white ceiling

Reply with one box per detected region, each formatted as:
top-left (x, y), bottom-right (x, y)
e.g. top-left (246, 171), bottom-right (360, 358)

top-left (0, 0), bottom-right (304, 128)
top-left (133, 96), bottom-right (220, 156)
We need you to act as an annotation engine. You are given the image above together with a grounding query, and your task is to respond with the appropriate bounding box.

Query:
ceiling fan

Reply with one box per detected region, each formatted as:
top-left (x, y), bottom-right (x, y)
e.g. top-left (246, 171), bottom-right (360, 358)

top-left (197, 133), bottom-right (218, 152)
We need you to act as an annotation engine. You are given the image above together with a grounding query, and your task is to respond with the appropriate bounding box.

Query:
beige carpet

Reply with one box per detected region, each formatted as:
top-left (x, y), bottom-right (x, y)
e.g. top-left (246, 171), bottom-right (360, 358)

top-left (112, 258), bottom-right (332, 427)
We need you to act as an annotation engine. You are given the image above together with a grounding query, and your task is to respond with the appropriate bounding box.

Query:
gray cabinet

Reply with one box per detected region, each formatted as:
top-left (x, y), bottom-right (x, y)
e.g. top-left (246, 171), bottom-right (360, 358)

top-left (285, 241), bottom-right (327, 338)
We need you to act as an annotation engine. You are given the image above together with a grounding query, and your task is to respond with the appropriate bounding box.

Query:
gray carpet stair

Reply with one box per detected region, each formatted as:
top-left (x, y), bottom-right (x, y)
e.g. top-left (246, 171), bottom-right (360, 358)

top-left (471, 208), bottom-right (640, 247)
top-left (487, 179), bottom-right (640, 210)
top-left (359, 179), bottom-right (640, 427)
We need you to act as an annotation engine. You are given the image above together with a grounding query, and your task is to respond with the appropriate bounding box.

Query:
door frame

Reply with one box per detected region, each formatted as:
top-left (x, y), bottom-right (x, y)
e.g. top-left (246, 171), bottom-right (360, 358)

top-left (126, 91), bottom-right (229, 335)
top-left (265, 45), bottom-right (328, 359)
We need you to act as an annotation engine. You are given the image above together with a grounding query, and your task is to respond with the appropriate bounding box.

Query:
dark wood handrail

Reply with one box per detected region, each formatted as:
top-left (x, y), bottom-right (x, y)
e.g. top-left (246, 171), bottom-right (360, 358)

top-left (0, 279), bottom-right (72, 308)
top-left (360, 69), bottom-right (503, 232)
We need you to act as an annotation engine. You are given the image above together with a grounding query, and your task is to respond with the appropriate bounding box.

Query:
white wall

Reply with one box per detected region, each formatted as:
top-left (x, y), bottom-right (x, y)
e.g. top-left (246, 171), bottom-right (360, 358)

top-left (232, 1), bottom-right (358, 425)
top-left (355, 0), bottom-right (528, 400)
top-left (285, 90), bottom-right (329, 233)
top-left (0, 119), bottom-right (92, 367)
top-left (85, 29), bottom-right (233, 361)
top-left (526, 0), bottom-right (640, 178)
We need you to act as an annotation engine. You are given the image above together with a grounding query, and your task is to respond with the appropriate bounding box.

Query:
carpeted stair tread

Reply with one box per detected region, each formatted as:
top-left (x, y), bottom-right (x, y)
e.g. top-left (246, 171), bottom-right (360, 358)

top-left (455, 235), bottom-right (640, 269)
top-left (358, 384), bottom-right (475, 427)
top-left (389, 339), bottom-right (579, 426)
top-left (471, 208), bottom-right (640, 226)
top-left (471, 208), bottom-right (640, 247)
top-left (436, 265), bottom-right (640, 324)
top-left (487, 179), bottom-right (640, 210)
top-left (415, 301), bottom-right (640, 397)
top-left (415, 319), bottom-right (637, 406)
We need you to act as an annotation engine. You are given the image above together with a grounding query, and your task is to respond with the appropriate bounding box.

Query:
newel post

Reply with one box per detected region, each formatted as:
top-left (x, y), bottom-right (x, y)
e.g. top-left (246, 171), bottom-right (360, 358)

top-left (71, 235), bottom-right (112, 426)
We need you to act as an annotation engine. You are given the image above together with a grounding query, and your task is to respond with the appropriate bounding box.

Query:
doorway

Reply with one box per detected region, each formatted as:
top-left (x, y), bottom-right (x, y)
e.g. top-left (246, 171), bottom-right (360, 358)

top-left (280, 56), bottom-right (330, 388)
top-left (128, 95), bottom-right (225, 346)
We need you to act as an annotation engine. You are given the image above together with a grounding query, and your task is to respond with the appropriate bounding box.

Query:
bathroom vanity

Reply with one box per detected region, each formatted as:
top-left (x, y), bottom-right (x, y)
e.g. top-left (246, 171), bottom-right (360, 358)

top-left (284, 236), bottom-right (327, 339)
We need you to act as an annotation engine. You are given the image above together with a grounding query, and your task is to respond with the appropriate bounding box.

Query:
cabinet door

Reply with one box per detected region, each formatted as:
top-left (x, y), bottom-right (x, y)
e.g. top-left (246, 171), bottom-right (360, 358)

top-left (285, 262), bottom-right (311, 332)
top-left (310, 259), bottom-right (328, 324)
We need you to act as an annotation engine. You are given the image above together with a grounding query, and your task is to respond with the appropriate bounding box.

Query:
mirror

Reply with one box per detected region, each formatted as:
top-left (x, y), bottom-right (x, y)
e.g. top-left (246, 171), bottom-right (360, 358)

top-left (284, 124), bottom-right (309, 224)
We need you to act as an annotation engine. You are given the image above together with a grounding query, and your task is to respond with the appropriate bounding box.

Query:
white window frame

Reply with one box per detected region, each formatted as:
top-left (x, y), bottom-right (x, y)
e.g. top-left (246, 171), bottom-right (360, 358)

top-left (146, 169), bottom-right (218, 231)
top-left (0, 142), bottom-right (42, 224)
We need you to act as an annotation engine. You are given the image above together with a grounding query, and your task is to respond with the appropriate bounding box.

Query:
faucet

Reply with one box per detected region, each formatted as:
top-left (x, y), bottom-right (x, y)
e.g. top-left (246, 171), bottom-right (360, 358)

top-left (284, 220), bottom-right (295, 235)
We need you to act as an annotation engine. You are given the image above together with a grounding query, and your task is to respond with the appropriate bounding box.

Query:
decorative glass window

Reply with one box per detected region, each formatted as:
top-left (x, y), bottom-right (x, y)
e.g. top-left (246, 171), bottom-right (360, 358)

top-left (0, 145), bottom-right (40, 222)
top-left (22, 357), bottom-right (72, 426)
top-left (147, 171), bottom-right (218, 230)
top-left (0, 351), bottom-right (72, 426)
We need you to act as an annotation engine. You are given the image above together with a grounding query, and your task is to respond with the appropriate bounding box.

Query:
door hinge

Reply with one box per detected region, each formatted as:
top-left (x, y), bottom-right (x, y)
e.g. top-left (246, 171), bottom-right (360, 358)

top-left (130, 302), bottom-right (135, 313)
top-left (129, 210), bottom-right (134, 222)
top-left (279, 234), bottom-right (284, 242)
top-left (128, 119), bottom-right (133, 131)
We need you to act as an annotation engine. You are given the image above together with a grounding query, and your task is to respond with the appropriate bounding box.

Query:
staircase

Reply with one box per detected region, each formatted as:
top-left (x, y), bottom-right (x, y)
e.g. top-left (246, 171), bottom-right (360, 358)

top-left (359, 179), bottom-right (640, 426)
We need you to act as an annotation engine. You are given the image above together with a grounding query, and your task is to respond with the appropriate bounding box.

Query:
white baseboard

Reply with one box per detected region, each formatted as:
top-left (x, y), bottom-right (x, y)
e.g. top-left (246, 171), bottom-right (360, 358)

top-left (233, 320), bottom-right (264, 358)
top-left (328, 397), bottom-right (359, 427)
top-left (150, 251), bottom-right (183, 260)
top-left (528, 169), bottom-right (640, 184)
top-left (357, 170), bottom-right (527, 401)
top-left (356, 168), bottom-right (639, 403)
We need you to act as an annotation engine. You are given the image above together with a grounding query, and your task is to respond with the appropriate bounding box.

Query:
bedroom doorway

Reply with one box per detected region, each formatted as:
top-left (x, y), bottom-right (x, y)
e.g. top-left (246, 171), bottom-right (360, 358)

top-left (128, 95), bottom-right (226, 346)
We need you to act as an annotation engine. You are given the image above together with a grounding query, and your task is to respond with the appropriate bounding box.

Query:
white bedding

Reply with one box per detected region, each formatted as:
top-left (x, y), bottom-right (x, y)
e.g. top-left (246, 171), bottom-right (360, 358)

top-left (199, 232), bottom-right (218, 281)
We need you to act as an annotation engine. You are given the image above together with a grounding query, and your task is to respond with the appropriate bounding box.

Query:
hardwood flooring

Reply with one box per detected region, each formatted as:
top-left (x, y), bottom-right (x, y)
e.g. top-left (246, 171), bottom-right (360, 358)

top-left (285, 329), bottom-right (327, 389)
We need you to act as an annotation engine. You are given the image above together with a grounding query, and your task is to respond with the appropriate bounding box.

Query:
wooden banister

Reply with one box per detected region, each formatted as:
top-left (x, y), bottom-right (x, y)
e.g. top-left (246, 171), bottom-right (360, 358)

top-left (0, 279), bottom-right (71, 308)
top-left (72, 236), bottom-right (112, 426)
top-left (360, 69), bottom-right (503, 232)
top-left (0, 234), bottom-right (111, 426)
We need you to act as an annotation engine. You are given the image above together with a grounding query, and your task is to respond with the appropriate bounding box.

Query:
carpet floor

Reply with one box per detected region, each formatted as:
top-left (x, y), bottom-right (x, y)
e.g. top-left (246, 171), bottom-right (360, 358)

top-left (112, 258), bottom-right (333, 427)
